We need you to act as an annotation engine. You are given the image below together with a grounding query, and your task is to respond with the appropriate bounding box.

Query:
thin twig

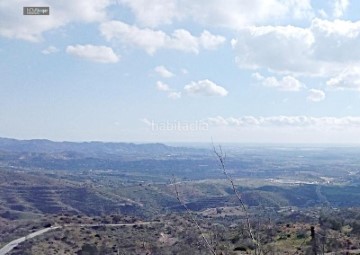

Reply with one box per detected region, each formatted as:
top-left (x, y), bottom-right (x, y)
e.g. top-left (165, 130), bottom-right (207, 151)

top-left (212, 143), bottom-right (260, 254)
top-left (171, 176), bottom-right (217, 255)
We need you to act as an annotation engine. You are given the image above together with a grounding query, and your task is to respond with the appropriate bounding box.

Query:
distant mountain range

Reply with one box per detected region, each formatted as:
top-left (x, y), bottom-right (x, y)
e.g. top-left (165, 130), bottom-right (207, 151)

top-left (0, 137), bottom-right (208, 158)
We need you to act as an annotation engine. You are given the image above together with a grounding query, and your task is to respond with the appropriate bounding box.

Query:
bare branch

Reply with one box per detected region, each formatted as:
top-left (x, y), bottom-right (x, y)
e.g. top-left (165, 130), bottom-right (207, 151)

top-left (171, 176), bottom-right (217, 255)
top-left (212, 143), bottom-right (260, 253)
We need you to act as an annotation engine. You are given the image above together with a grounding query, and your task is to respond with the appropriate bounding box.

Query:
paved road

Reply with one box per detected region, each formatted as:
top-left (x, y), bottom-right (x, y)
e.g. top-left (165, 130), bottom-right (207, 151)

top-left (0, 222), bottom-right (160, 255)
top-left (64, 222), bottom-right (155, 228)
top-left (0, 226), bottom-right (60, 255)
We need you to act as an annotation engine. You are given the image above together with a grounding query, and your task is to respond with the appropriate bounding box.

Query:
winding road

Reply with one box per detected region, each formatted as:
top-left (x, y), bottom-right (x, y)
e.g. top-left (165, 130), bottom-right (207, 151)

top-left (0, 222), bottom-right (160, 255)
top-left (0, 226), bottom-right (60, 255)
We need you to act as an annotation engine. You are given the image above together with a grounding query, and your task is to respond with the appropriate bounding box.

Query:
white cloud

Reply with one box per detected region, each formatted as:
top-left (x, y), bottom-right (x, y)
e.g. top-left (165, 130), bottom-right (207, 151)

top-left (156, 81), bottom-right (181, 99)
top-left (156, 81), bottom-right (170, 91)
top-left (119, 0), bottom-right (313, 29)
top-left (0, 0), bottom-right (314, 42)
top-left (307, 89), bottom-right (325, 102)
top-left (333, 0), bottom-right (349, 18)
top-left (253, 73), bottom-right (304, 91)
top-left (199, 30), bottom-right (226, 50)
top-left (326, 67), bottom-right (360, 90)
top-left (184, 79), bottom-right (228, 97)
top-left (154, 66), bottom-right (174, 78)
top-left (287, 0), bottom-right (313, 19)
top-left (119, 0), bottom-right (180, 28)
top-left (318, 9), bottom-right (328, 18)
top-left (252, 72), bottom-right (264, 81)
top-left (233, 18), bottom-right (360, 83)
top-left (100, 21), bottom-right (225, 55)
top-left (168, 91), bottom-right (182, 99)
top-left (42, 46), bottom-right (59, 55)
top-left (166, 29), bottom-right (199, 53)
top-left (0, 0), bottom-right (111, 42)
top-left (311, 19), bottom-right (360, 63)
top-left (66, 44), bottom-right (120, 63)
top-left (100, 21), bottom-right (165, 55)
top-left (233, 25), bottom-right (315, 74)
top-left (206, 115), bottom-right (360, 129)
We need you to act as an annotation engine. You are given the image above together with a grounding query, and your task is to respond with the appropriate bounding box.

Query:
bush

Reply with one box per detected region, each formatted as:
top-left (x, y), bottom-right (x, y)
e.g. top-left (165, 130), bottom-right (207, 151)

top-left (77, 244), bottom-right (98, 255)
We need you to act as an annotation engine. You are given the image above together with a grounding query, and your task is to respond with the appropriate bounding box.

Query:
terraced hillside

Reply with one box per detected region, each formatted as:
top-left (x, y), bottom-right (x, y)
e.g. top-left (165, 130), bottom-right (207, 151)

top-left (0, 169), bottom-right (144, 220)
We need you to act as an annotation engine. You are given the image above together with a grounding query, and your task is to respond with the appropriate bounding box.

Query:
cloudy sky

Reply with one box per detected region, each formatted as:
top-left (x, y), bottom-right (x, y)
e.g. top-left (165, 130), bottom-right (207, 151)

top-left (1, 0), bottom-right (360, 143)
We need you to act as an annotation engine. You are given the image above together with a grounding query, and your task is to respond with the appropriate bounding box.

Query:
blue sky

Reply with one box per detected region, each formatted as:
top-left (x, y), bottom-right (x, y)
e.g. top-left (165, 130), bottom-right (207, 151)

top-left (1, 0), bottom-right (360, 143)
